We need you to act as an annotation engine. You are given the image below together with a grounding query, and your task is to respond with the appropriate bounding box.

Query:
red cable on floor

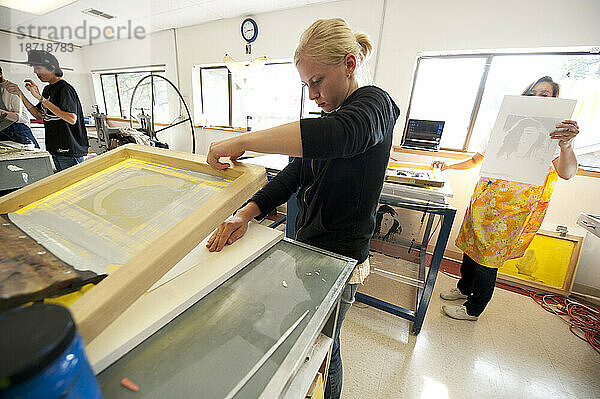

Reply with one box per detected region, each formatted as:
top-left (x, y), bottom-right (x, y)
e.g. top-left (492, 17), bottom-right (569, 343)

top-left (495, 281), bottom-right (600, 355)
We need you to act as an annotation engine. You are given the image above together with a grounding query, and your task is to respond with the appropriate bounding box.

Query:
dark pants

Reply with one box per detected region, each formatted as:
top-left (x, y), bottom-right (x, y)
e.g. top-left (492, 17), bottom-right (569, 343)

top-left (457, 253), bottom-right (498, 317)
top-left (325, 283), bottom-right (358, 399)
top-left (52, 155), bottom-right (84, 172)
top-left (0, 123), bottom-right (39, 148)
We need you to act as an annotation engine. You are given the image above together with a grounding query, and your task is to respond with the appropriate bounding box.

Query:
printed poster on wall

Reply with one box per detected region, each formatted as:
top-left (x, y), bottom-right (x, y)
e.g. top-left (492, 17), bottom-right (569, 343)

top-left (479, 95), bottom-right (577, 186)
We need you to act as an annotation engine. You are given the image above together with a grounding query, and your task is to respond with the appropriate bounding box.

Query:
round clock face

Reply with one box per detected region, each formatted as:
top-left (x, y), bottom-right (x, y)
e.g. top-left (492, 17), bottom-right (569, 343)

top-left (241, 18), bottom-right (258, 43)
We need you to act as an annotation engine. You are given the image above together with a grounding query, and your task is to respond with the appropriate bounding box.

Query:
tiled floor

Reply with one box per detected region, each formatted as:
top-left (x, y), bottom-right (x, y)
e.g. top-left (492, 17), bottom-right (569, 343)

top-left (338, 272), bottom-right (600, 399)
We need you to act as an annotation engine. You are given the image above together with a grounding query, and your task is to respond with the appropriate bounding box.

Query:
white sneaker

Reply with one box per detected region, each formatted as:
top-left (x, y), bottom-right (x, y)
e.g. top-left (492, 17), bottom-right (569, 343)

top-left (442, 305), bottom-right (478, 321)
top-left (440, 287), bottom-right (468, 300)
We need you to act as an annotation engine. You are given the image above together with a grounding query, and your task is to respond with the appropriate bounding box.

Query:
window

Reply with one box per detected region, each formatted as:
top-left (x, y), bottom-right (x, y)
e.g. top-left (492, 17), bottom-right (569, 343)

top-left (92, 68), bottom-right (168, 122)
top-left (199, 67), bottom-right (229, 127)
top-left (301, 83), bottom-right (322, 119)
top-left (405, 50), bottom-right (600, 169)
top-left (196, 61), bottom-right (303, 130)
top-left (408, 57), bottom-right (487, 149)
top-left (231, 63), bottom-right (303, 130)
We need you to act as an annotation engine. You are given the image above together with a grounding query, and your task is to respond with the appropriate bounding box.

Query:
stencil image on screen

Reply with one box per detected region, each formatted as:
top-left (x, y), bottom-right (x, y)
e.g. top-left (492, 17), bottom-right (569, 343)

top-left (8, 159), bottom-right (232, 275)
top-left (496, 115), bottom-right (558, 163)
top-left (76, 168), bottom-right (199, 231)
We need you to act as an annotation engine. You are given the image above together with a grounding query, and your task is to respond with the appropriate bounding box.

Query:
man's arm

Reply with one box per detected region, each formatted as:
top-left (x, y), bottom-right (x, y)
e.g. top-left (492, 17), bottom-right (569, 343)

top-left (39, 98), bottom-right (77, 125)
top-left (23, 79), bottom-right (76, 125)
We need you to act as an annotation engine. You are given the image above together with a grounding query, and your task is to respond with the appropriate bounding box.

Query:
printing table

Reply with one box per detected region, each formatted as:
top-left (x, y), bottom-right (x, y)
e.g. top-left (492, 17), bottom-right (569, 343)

top-left (0, 141), bottom-right (53, 192)
top-left (355, 183), bottom-right (456, 334)
top-left (97, 238), bottom-right (356, 398)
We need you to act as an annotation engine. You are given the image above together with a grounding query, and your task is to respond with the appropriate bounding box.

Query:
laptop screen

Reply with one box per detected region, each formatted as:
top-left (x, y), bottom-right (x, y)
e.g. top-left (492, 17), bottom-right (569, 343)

top-left (402, 119), bottom-right (445, 150)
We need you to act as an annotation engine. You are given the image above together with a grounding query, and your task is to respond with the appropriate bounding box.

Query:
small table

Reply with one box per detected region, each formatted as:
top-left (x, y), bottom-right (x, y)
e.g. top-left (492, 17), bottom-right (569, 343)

top-left (356, 183), bottom-right (456, 334)
top-left (0, 141), bottom-right (53, 192)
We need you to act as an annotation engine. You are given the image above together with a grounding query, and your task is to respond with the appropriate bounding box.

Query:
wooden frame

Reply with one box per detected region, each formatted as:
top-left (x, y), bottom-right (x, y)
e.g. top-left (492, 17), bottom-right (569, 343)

top-left (497, 229), bottom-right (584, 296)
top-left (0, 144), bottom-right (266, 343)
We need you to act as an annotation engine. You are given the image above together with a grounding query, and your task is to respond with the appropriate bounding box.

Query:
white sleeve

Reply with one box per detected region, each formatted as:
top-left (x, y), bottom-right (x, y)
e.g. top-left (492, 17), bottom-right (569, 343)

top-left (10, 93), bottom-right (30, 125)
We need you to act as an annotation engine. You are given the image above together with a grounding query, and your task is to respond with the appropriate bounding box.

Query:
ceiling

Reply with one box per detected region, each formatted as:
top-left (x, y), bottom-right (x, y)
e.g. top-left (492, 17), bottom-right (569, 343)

top-left (0, 0), bottom-right (335, 46)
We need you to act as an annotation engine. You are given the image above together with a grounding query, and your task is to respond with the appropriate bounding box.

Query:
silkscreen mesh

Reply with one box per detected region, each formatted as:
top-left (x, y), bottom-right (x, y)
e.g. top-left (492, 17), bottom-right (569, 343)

top-left (9, 159), bottom-right (232, 275)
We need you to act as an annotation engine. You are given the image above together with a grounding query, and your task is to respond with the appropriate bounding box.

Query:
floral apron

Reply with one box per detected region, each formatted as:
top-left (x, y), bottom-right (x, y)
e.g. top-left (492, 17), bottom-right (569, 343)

top-left (456, 166), bottom-right (559, 268)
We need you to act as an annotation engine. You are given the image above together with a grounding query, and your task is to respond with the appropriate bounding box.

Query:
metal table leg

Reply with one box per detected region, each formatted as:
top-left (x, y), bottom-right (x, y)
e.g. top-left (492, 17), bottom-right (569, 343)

top-left (411, 212), bottom-right (454, 334)
top-left (417, 213), bottom-right (435, 305)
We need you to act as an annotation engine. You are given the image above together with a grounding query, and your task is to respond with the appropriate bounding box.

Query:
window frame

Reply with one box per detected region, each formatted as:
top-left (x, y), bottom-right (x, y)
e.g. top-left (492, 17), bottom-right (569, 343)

top-left (96, 68), bottom-right (166, 119)
top-left (198, 65), bottom-right (232, 127)
top-left (197, 61), bottom-right (302, 129)
top-left (403, 49), bottom-right (599, 153)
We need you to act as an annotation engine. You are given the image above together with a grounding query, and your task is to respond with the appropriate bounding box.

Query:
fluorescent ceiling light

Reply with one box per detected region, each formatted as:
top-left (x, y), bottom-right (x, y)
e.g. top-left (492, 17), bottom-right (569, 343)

top-left (0, 0), bottom-right (78, 15)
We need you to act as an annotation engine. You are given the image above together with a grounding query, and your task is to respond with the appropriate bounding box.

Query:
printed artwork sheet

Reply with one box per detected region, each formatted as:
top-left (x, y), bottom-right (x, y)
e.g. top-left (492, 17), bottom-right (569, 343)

top-left (479, 95), bottom-right (576, 185)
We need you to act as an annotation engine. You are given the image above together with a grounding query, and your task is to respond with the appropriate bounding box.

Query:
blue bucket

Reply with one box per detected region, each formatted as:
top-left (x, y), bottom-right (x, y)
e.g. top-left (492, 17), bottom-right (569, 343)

top-left (0, 304), bottom-right (102, 399)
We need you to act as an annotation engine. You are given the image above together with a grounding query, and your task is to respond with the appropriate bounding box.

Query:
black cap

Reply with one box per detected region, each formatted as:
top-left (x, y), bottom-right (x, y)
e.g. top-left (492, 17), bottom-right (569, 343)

top-left (26, 50), bottom-right (62, 75)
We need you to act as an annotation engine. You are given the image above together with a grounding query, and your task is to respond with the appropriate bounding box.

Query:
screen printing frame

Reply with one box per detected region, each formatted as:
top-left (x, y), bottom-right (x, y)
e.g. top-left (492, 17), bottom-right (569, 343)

top-left (0, 144), bottom-right (267, 344)
top-left (497, 229), bottom-right (584, 296)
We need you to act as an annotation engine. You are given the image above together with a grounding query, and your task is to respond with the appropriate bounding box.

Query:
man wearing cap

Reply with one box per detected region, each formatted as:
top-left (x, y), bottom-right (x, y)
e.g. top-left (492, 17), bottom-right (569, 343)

top-left (0, 65), bottom-right (39, 148)
top-left (6, 50), bottom-right (88, 171)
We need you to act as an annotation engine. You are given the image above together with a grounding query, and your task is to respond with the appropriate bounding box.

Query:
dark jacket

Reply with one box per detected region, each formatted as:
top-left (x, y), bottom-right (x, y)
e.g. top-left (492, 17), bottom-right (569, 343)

top-left (250, 85), bottom-right (400, 263)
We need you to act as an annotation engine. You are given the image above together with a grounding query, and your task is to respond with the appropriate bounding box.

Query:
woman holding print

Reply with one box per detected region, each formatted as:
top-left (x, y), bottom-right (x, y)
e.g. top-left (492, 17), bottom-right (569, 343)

top-left (432, 76), bottom-right (579, 321)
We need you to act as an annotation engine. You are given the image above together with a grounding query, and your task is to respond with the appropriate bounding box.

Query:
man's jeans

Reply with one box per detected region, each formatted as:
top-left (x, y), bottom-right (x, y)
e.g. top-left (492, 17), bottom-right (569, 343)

top-left (52, 155), bottom-right (84, 172)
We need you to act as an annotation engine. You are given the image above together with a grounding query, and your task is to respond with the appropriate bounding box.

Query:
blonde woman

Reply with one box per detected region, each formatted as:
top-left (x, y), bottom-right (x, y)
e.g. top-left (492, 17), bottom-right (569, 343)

top-left (433, 76), bottom-right (579, 321)
top-left (206, 18), bottom-right (400, 399)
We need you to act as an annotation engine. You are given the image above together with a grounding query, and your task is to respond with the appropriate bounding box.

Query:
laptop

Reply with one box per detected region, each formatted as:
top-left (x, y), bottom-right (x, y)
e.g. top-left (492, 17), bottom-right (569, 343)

top-left (401, 119), bottom-right (445, 151)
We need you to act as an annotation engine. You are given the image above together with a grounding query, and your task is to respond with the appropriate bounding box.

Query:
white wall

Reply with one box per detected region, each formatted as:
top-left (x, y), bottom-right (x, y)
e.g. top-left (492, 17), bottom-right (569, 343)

top-left (81, 29), bottom-right (178, 86)
top-left (175, 0), bottom-right (384, 115)
top-left (0, 31), bottom-right (94, 116)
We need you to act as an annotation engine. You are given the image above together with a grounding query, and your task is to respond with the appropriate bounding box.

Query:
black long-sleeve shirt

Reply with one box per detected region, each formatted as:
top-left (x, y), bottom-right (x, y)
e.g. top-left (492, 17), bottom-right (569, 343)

top-left (250, 85), bottom-right (400, 263)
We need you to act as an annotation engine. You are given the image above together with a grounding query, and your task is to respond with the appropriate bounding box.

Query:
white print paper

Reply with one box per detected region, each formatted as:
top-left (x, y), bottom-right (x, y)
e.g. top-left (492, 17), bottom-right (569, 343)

top-left (479, 95), bottom-right (576, 186)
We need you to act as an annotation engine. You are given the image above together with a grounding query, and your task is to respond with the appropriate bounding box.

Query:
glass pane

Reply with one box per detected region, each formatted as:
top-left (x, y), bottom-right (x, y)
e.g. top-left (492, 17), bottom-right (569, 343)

top-left (231, 63), bottom-right (302, 130)
top-left (97, 240), bottom-right (352, 398)
top-left (302, 84), bottom-right (322, 119)
top-left (100, 75), bottom-right (120, 117)
top-left (152, 75), bottom-right (170, 124)
top-left (408, 57), bottom-right (487, 150)
top-left (470, 54), bottom-right (600, 162)
top-left (92, 74), bottom-right (105, 113)
top-left (118, 73), bottom-right (151, 119)
top-left (200, 68), bottom-right (229, 127)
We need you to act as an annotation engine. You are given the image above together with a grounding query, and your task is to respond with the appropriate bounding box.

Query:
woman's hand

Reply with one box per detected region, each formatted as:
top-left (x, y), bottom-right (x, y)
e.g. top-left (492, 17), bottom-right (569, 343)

top-left (206, 212), bottom-right (251, 252)
top-left (431, 160), bottom-right (449, 171)
top-left (551, 119), bottom-right (579, 149)
top-left (207, 136), bottom-right (245, 170)
top-left (24, 79), bottom-right (42, 101)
